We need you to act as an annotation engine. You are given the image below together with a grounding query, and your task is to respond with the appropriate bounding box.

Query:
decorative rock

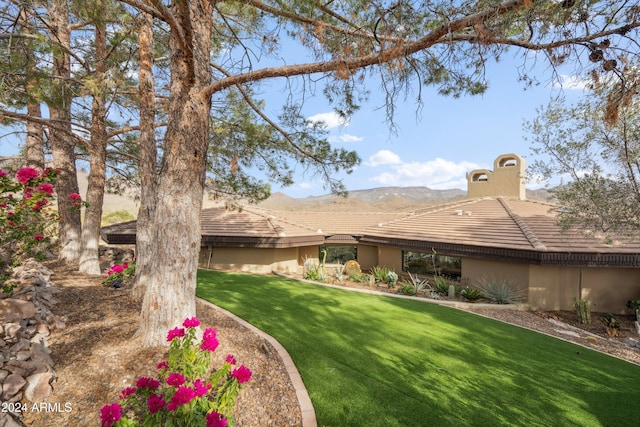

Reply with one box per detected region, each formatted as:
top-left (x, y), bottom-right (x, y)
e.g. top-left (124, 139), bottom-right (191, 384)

top-left (24, 371), bottom-right (54, 401)
top-left (0, 412), bottom-right (24, 427)
top-left (1, 373), bottom-right (26, 400)
top-left (0, 299), bottom-right (36, 323)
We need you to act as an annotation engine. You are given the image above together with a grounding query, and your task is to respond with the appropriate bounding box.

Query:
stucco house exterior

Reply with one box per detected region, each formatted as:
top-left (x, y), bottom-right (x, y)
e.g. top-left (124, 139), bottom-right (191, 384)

top-left (102, 153), bottom-right (640, 314)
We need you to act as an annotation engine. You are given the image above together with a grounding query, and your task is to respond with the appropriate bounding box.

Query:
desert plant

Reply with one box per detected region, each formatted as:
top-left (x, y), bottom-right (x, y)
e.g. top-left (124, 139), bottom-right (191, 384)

top-left (333, 263), bottom-right (345, 282)
top-left (371, 266), bottom-right (391, 283)
top-left (398, 283), bottom-right (416, 295)
top-left (432, 275), bottom-right (452, 296)
top-left (460, 287), bottom-right (483, 301)
top-left (349, 273), bottom-right (372, 284)
top-left (478, 277), bottom-right (526, 304)
top-left (574, 297), bottom-right (591, 324)
top-left (386, 271), bottom-right (398, 288)
top-left (305, 263), bottom-right (327, 282)
top-left (601, 313), bottom-right (620, 337)
top-left (407, 271), bottom-right (429, 295)
top-left (345, 260), bottom-right (361, 276)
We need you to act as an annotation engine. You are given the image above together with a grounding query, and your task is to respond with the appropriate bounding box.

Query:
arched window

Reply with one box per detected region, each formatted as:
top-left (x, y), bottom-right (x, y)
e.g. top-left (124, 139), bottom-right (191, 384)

top-left (472, 173), bottom-right (488, 182)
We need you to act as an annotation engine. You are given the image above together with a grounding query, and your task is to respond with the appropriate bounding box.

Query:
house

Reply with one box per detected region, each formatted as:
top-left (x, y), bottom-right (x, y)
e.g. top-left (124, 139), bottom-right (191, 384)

top-left (101, 154), bottom-right (640, 313)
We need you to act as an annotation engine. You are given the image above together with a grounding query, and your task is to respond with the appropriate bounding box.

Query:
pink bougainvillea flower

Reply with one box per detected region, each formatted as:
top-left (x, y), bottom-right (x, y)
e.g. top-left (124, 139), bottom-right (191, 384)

top-left (225, 354), bottom-right (237, 365)
top-left (107, 264), bottom-right (124, 275)
top-left (37, 183), bottom-right (54, 196)
top-left (135, 377), bottom-right (160, 390)
top-left (200, 327), bottom-right (219, 352)
top-left (167, 327), bottom-right (185, 342)
top-left (16, 167), bottom-right (39, 184)
top-left (231, 365), bottom-right (252, 384)
top-left (182, 316), bottom-right (200, 328)
top-left (206, 411), bottom-right (228, 427)
top-left (166, 386), bottom-right (196, 411)
top-left (0, 169), bottom-right (7, 177)
top-left (99, 403), bottom-right (122, 427)
top-left (193, 379), bottom-right (211, 397)
top-left (34, 234), bottom-right (44, 241)
top-left (156, 361), bottom-right (168, 370)
top-left (166, 372), bottom-right (185, 387)
top-left (119, 387), bottom-right (137, 399)
top-left (68, 192), bottom-right (82, 200)
top-left (147, 393), bottom-right (166, 414)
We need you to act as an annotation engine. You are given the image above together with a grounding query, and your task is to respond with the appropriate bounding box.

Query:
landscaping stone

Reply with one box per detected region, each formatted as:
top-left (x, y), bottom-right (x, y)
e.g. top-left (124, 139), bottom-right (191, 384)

top-left (0, 259), bottom-right (61, 426)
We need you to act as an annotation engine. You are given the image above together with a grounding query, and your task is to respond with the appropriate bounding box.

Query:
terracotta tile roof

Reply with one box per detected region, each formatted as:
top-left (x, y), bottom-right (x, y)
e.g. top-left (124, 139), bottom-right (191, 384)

top-left (101, 197), bottom-right (640, 266)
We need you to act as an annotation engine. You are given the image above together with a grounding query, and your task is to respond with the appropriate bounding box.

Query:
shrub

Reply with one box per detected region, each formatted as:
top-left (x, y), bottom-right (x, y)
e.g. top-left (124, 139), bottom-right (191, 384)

top-left (407, 271), bottom-right (429, 295)
top-left (398, 283), bottom-right (416, 295)
top-left (477, 277), bottom-right (526, 304)
top-left (305, 263), bottom-right (327, 282)
top-left (371, 266), bottom-right (391, 283)
top-left (0, 167), bottom-right (62, 266)
top-left (460, 287), bottom-right (483, 301)
top-left (100, 317), bottom-right (250, 427)
top-left (102, 261), bottom-right (136, 288)
top-left (333, 263), bottom-right (345, 282)
top-left (601, 313), bottom-right (620, 337)
top-left (349, 273), bottom-right (372, 284)
top-left (432, 276), bottom-right (452, 296)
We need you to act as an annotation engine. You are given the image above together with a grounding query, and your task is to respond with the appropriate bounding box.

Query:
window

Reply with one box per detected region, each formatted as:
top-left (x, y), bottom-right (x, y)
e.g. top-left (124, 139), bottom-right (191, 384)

top-left (402, 251), bottom-right (461, 279)
top-left (320, 246), bottom-right (357, 264)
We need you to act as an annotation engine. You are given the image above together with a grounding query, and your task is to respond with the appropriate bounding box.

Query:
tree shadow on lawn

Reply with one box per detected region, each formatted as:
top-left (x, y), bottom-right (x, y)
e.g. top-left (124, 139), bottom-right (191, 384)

top-left (196, 270), bottom-right (640, 426)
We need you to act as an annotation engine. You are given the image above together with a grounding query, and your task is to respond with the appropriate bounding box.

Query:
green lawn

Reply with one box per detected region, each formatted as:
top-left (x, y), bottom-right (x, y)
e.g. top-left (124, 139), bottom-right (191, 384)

top-left (196, 270), bottom-right (640, 427)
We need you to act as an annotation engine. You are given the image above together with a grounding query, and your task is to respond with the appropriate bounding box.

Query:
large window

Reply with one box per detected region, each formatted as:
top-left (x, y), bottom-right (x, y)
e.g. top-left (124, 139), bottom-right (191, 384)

top-left (320, 246), bottom-right (357, 264)
top-left (402, 251), bottom-right (461, 279)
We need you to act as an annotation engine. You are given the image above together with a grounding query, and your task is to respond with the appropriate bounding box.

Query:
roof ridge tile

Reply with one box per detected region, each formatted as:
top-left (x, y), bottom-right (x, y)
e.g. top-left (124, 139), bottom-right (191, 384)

top-left (498, 198), bottom-right (547, 251)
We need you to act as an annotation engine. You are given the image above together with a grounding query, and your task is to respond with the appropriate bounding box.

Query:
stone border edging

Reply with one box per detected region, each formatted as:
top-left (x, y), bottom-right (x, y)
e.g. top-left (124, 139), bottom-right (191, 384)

top-left (197, 298), bottom-right (317, 427)
top-left (272, 272), bottom-right (529, 311)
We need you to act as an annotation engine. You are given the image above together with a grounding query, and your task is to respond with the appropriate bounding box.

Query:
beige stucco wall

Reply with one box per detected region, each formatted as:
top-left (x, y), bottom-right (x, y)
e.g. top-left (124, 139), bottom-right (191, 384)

top-left (357, 245), bottom-right (379, 271)
top-left (467, 154), bottom-right (526, 200)
top-left (529, 265), bottom-right (640, 314)
top-left (376, 246), bottom-right (402, 273)
top-left (198, 246), bottom-right (298, 274)
top-left (461, 257), bottom-right (530, 294)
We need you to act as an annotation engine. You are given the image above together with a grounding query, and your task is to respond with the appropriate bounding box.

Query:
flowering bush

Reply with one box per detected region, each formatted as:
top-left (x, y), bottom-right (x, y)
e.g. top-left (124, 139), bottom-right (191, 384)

top-left (101, 261), bottom-right (136, 287)
top-left (0, 166), bottom-right (61, 265)
top-left (100, 317), bottom-right (251, 427)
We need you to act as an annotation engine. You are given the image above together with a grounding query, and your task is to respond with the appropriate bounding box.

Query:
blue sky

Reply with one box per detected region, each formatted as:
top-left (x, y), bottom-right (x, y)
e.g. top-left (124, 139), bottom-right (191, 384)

top-left (267, 56), bottom-right (589, 198)
top-left (0, 52), bottom-right (589, 200)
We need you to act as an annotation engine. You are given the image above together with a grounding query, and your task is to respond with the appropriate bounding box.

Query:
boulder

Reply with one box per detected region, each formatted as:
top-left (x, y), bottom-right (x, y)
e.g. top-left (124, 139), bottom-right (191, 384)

top-left (24, 371), bottom-right (54, 401)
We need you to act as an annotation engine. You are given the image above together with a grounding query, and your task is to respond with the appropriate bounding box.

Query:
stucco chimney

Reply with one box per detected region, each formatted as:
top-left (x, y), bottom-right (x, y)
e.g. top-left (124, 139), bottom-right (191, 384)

top-left (467, 153), bottom-right (526, 200)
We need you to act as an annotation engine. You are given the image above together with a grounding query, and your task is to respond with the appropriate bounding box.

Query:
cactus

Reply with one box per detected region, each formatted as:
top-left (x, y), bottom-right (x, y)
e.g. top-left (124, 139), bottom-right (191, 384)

top-left (345, 260), bottom-right (361, 277)
top-left (574, 297), bottom-right (591, 324)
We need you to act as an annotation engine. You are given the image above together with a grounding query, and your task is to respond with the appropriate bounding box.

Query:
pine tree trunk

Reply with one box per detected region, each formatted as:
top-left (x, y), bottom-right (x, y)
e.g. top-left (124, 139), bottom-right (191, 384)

top-left (137, 1), bottom-right (212, 347)
top-left (48, 0), bottom-right (82, 265)
top-left (132, 11), bottom-right (156, 302)
top-left (79, 16), bottom-right (107, 275)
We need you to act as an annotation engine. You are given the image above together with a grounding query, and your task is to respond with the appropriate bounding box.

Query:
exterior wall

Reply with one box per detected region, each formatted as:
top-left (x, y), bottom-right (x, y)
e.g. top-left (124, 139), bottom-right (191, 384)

top-left (377, 246), bottom-right (403, 273)
top-left (198, 246), bottom-right (298, 274)
top-left (357, 245), bottom-right (379, 271)
top-left (529, 265), bottom-right (640, 314)
top-left (467, 153), bottom-right (526, 200)
top-left (461, 257), bottom-right (530, 295)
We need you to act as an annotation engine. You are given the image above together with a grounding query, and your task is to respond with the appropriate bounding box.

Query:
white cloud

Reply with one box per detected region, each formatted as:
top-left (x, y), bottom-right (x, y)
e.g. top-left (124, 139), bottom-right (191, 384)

top-left (366, 150), bottom-right (402, 167)
top-left (307, 111), bottom-right (348, 129)
top-left (329, 134), bottom-right (364, 143)
top-left (369, 157), bottom-right (480, 190)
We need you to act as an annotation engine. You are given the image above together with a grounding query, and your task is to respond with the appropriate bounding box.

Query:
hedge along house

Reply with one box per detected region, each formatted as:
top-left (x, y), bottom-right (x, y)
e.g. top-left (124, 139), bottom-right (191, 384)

top-left (101, 153), bottom-right (640, 314)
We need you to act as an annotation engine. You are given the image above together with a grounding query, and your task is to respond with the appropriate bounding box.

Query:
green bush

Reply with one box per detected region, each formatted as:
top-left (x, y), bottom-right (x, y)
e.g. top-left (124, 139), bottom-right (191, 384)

top-left (478, 277), bottom-right (526, 304)
top-left (349, 273), bottom-right (372, 283)
top-left (305, 264), bottom-right (327, 282)
top-left (432, 276), bottom-right (452, 296)
top-left (461, 287), bottom-right (483, 301)
top-left (398, 283), bottom-right (416, 295)
top-left (371, 266), bottom-right (391, 283)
